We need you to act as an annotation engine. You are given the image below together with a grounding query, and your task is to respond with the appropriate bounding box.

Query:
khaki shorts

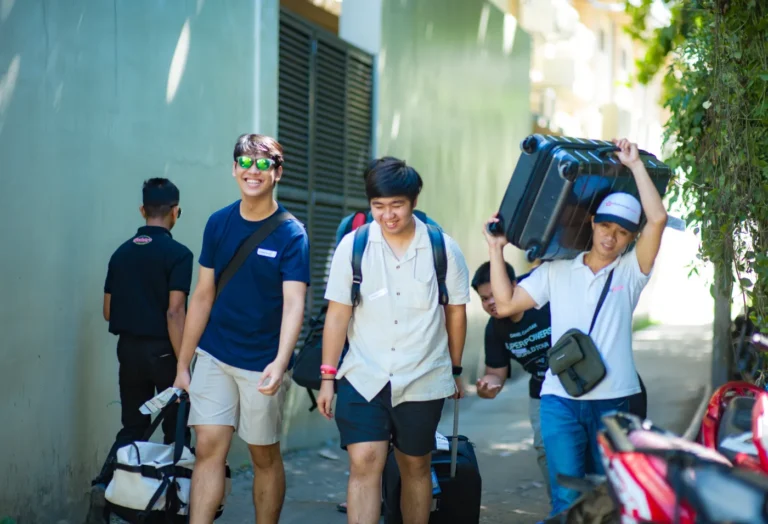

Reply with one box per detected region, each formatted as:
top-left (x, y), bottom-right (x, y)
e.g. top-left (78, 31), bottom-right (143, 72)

top-left (188, 349), bottom-right (291, 446)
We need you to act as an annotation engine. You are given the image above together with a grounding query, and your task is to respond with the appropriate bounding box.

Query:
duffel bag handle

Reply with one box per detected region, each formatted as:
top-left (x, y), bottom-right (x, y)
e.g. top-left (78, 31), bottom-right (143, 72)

top-left (173, 394), bottom-right (190, 464)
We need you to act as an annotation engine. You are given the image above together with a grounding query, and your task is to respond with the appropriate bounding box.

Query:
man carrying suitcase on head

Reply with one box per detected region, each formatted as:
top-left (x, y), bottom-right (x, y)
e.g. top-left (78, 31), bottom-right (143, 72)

top-left (317, 157), bottom-right (471, 524)
top-left (483, 138), bottom-right (668, 517)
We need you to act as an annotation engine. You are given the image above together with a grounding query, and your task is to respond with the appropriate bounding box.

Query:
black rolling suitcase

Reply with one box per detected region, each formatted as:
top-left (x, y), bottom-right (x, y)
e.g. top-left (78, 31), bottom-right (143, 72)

top-left (382, 399), bottom-right (482, 524)
top-left (489, 134), bottom-right (672, 262)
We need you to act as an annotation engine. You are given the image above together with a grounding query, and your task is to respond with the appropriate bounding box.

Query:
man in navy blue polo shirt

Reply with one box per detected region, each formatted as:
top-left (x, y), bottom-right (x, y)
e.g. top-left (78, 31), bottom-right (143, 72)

top-left (174, 134), bottom-right (310, 524)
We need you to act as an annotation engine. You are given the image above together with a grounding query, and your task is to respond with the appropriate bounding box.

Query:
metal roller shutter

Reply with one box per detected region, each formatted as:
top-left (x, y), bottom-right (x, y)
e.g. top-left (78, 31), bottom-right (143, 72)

top-left (277, 8), bottom-right (374, 327)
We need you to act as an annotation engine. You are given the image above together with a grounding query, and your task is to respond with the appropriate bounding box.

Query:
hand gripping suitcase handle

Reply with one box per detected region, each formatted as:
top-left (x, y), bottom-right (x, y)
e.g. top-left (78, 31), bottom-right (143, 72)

top-left (450, 398), bottom-right (459, 478)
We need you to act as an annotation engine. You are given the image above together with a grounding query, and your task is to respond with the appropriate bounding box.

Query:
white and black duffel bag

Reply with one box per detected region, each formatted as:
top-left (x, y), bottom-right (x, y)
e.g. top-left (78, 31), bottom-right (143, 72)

top-left (104, 393), bottom-right (231, 523)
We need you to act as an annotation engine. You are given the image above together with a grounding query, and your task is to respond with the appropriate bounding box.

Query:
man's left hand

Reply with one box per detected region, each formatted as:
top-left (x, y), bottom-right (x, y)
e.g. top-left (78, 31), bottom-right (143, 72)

top-left (258, 361), bottom-right (286, 396)
top-left (613, 138), bottom-right (642, 169)
top-left (453, 376), bottom-right (465, 399)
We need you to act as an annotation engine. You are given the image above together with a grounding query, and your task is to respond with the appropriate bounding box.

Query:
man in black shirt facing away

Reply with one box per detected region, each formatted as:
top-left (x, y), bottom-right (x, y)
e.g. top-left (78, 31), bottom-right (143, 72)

top-left (103, 178), bottom-right (193, 447)
top-left (472, 261), bottom-right (552, 501)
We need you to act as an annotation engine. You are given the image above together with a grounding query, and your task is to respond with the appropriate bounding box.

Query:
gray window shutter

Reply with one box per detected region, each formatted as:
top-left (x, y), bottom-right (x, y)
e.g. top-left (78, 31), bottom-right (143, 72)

top-left (278, 9), bottom-right (374, 325)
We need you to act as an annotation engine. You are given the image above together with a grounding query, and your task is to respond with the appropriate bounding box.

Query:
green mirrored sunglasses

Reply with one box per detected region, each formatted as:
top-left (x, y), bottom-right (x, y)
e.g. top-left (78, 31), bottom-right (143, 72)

top-left (237, 156), bottom-right (275, 171)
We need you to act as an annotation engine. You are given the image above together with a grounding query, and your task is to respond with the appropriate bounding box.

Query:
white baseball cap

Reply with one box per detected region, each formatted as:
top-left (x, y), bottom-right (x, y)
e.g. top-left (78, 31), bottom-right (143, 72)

top-left (594, 192), bottom-right (642, 233)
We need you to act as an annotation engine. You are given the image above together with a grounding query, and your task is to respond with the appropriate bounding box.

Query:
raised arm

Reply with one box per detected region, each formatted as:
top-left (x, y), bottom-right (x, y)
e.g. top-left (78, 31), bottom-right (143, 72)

top-left (614, 138), bottom-right (668, 275)
top-left (483, 216), bottom-right (537, 317)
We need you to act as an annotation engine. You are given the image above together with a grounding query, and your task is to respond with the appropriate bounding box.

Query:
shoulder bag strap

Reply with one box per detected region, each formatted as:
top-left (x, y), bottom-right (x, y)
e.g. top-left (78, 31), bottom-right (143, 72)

top-left (350, 224), bottom-right (370, 307)
top-left (426, 224), bottom-right (449, 306)
top-left (215, 211), bottom-right (294, 300)
top-left (588, 269), bottom-right (614, 335)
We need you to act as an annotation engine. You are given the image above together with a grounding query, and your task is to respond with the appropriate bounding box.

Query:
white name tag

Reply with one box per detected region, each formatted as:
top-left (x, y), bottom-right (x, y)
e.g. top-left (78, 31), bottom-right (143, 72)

top-left (368, 288), bottom-right (388, 301)
top-left (257, 248), bottom-right (278, 258)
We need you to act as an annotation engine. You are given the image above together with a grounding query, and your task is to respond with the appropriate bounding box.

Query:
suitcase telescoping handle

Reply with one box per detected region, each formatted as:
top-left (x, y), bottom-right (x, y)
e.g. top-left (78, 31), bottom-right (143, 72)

top-left (450, 398), bottom-right (459, 478)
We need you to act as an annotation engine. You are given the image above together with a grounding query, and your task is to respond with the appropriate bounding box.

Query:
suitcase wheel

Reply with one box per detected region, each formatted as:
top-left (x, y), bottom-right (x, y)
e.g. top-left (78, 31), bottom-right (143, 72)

top-left (557, 160), bottom-right (579, 182)
top-left (521, 135), bottom-right (538, 154)
top-left (526, 243), bottom-right (541, 262)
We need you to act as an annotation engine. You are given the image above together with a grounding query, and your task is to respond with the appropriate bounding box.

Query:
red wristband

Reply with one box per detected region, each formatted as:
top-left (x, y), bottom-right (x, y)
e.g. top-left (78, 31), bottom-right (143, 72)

top-left (320, 365), bottom-right (338, 375)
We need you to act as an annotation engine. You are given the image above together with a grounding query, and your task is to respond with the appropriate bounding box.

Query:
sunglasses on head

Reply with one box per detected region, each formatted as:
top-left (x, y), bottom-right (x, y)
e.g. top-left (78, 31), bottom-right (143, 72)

top-left (236, 156), bottom-right (276, 171)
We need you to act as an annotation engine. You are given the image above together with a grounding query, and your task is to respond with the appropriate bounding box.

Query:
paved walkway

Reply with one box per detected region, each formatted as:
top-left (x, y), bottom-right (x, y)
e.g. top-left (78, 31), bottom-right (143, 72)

top-left (218, 324), bottom-right (712, 523)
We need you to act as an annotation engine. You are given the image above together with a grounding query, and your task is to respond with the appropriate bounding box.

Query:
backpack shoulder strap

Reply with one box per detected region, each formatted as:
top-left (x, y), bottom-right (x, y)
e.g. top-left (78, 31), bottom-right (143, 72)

top-left (426, 224), bottom-right (449, 306)
top-left (350, 223), bottom-right (370, 307)
top-left (216, 211), bottom-right (294, 300)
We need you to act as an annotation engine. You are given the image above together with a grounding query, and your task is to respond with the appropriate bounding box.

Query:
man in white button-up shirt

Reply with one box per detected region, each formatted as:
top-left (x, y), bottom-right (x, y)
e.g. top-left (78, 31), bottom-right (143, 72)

top-left (317, 157), bottom-right (470, 524)
top-left (483, 139), bottom-right (668, 517)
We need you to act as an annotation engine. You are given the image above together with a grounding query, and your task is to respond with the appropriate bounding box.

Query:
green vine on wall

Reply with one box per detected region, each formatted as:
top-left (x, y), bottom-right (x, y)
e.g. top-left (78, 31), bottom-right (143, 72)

top-left (625, 0), bottom-right (768, 334)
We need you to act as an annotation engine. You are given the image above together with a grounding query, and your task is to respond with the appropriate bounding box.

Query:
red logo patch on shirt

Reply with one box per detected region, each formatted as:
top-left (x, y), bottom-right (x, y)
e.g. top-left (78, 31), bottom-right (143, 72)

top-left (132, 235), bottom-right (153, 245)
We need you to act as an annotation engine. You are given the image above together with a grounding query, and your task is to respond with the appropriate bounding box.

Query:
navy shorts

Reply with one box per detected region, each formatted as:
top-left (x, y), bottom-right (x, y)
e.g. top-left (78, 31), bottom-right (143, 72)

top-left (335, 378), bottom-right (445, 457)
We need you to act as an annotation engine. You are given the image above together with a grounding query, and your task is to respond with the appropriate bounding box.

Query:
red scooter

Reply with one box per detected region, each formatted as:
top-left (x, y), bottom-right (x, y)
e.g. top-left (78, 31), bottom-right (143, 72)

top-left (697, 333), bottom-right (768, 474)
top-left (596, 410), bottom-right (768, 523)
top-left (589, 333), bottom-right (768, 523)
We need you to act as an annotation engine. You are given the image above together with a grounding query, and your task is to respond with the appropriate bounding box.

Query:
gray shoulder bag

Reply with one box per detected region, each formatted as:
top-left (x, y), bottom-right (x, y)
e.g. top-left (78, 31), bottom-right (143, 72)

top-left (547, 269), bottom-right (614, 397)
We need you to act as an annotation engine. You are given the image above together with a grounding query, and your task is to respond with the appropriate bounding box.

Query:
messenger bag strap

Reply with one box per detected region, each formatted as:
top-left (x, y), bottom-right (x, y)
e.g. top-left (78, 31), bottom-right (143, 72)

top-left (588, 269), bottom-right (614, 335)
top-left (215, 211), bottom-right (294, 300)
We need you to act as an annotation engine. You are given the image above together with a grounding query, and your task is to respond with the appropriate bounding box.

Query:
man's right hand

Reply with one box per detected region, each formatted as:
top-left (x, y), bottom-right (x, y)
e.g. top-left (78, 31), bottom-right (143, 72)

top-left (317, 380), bottom-right (336, 420)
top-left (476, 374), bottom-right (503, 399)
top-left (174, 368), bottom-right (191, 392)
top-left (483, 213), bottom-right (509, 249)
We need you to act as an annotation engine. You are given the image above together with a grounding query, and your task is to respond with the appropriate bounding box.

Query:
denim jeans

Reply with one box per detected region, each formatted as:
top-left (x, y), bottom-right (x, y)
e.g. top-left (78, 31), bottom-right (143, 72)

top-left (540, 394), bottom-right (631, 516)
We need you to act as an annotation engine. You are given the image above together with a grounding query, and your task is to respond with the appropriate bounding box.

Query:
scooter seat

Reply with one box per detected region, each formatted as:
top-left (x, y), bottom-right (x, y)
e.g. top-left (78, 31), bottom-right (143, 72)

top-left (717, 396), bottom-right (757, 460)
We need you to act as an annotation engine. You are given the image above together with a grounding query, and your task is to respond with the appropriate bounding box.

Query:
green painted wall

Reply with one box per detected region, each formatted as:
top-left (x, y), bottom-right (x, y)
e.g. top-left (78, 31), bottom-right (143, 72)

top-left (0, 0), bottom-right (278, 520)
top-left (375, 0), bottom-right (532, 377)
top-left (0, 0), bottom-right (530, 519)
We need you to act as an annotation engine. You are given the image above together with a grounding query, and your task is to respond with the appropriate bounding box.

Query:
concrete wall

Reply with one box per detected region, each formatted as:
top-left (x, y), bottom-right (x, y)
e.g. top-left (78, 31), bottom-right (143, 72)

top-left (0, 0), bottom-right (279, 520)
top-left (341, 0), bottom-right (533, 378)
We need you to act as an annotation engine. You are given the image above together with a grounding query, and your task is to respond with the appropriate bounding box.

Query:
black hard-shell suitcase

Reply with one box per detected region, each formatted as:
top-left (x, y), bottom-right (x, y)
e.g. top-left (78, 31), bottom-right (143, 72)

top-left (489, 134), bottom-right (672, 262)
top-left (382, 400), bottom-right (482, 524)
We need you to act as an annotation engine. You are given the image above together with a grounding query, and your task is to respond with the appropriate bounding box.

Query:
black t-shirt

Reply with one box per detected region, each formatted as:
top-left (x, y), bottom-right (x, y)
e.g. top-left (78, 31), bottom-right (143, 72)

top-left (104, 225), bottom-right (193, 339)
top-left (484, 304), bottom-right (552, 399)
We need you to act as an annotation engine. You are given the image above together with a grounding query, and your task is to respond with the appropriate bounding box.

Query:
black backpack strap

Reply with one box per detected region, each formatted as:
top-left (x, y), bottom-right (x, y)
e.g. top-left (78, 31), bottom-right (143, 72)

top-left (350, 224), bottom-right (370, 307)
top-left (215, 211), bottom-right (295, 300)
top-left (426, 224), bottom-right (449, 306)
top-left (588, 269), bottom-right (614, 335)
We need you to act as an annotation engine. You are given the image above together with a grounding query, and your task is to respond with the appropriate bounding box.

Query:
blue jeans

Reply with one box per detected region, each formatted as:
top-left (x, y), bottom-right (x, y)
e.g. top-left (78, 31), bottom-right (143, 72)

top-left (540, 394), bottom-right (631, 516)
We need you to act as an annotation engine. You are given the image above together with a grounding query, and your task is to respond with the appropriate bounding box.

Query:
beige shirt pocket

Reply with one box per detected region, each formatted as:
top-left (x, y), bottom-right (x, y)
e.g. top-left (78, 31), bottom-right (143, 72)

top-left (406, 253), bottom-right (436, 309)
